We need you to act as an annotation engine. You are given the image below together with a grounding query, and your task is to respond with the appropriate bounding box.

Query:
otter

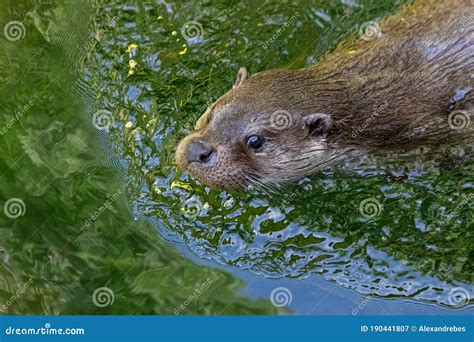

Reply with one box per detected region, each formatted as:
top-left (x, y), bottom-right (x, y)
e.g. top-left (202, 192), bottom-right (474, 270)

top-left (176, 0), bottom-right (473, 189)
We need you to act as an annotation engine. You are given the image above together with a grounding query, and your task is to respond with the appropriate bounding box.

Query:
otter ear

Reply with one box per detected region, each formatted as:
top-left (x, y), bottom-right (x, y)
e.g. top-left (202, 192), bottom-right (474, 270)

top-left (303, 113), bottom-right (333, 135)
top-left (233, 67), bottom-right (249, 88)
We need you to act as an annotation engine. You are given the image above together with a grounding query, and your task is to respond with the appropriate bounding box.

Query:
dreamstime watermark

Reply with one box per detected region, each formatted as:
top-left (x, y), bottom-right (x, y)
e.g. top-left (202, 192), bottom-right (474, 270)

top-left (92, 109), bottom-right (114, 131)
top-left (439, 14), bottom-right (474, 49)
top-left (448, 110), bottom-right (470, 130)
top-left (5, 323), bottom-right (85, 336)
top-left (181, 21), bottom-right (204, 43)
top-left (351, 273), bottom-right (386, 315)
top-left (3, 21), bottom-right (26, 41)
top-left (92, 287), bottom-right (115, 307)
top-left (270, 287), bottom-right (292, 308)
top-left (351, 266), bottom-right (433, 315)
top-left (174, 96), bottom-right (217, 138)
top-left (270, 109), bottom-right (294, 131)
top-left (3, 198), bottom-right (26, 219)
top-left (1, 277), bottom-right (34, 312)
top-left (262, 13), bottom-right (300, 49)
top-left (359, 21), bottom-right (381, 41)
top-left (181, 197), bottom-right (203, 219)
top-left (83, 189), bottom-right (123, 227)
top-left (359, 198), bottom-right (383, 219)
top-left (174, 276), bottom-right (218, 315)
top-left (435, 193), bottom-right (473, 230)
top-left (261, 189), bottom-right (302, 227)
top-left (352, 277), bottom-right (418, 315)
top-left (0, 98), bottom-right (35, 135)
top-left (352, 100), bottom-right (389, 138)
top-left (447, 287), bottom-right (470, 308)
top-left (352, 292), bottom-right (379, 315)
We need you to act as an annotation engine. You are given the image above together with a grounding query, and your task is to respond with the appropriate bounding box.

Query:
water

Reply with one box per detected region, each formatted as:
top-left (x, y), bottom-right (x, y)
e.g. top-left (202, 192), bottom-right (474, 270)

top-left (0, 0), bottom-right (472, 315)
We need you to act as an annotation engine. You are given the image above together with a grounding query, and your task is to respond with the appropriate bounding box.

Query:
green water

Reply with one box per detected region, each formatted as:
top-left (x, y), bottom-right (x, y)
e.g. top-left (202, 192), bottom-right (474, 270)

top-left (0, 0), bottom-right (472, 315)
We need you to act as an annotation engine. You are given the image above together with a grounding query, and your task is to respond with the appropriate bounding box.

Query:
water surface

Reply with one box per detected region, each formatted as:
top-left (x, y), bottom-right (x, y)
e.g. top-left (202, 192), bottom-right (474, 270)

top-left (0, 0), bottom-right (472, 315)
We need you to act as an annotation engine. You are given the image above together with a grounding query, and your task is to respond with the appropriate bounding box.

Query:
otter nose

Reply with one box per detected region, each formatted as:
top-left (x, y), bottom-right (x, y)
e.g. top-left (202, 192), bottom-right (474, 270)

top-left (185, 140), bottom-right (214, 163)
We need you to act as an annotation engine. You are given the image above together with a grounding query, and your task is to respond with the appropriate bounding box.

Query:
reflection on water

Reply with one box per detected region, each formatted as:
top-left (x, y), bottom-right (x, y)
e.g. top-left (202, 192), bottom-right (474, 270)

top-left (0, 1), bottom-right (279, 315)
top-left (0, 0), bottom-right (472, 315)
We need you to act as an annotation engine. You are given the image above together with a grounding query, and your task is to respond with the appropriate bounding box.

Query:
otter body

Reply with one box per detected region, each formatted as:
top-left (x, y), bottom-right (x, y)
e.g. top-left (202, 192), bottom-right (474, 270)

top-left (176, 0), bottom-right (473, 189)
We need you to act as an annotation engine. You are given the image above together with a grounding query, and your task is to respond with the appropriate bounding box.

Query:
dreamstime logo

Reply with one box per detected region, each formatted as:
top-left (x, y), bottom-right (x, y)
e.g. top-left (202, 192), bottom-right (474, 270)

top-left (359, 198), bottom-right (382, 219)
top-left (3, 21), bottom-right (26, 41)
top-left (359, 21), bottom-right (381, 41)
top-left (174, 276), bottom-right (218, 315)
top-left (262, 12), bottom-right (300, 49)
top-left (352, 99), bottom-right (389, 138)
top-left (3, 198), bottom-right (26, 218)
top-left (92, 110), bottom-right (114, 131)
top-left (181, 197), bottom-right (202, 219)
top-left (436, 193), bottom-right (473, 230)
top-left (0, 98), bottom-right (35, 135)
top-left (1, 277), bottom-right (34, 312)
top-left (181, 21), bottom-right (203, 42)
top-left (351, 279), bottom-right (388, 315)
top-left (261, 189), bottom-right (302, 227)
top-left (92, 287), bottom-right (115, 307)
top-left (447, 287), bottom-right (470, 308)
top-left (448, 110), bottom-right (470, 130)
top-left (83, 189), bottom-right (123, 228)
top-left (439, 15), bottom-right (474, 49)
top-left (270, 110), bottom-right (293, 131)
top-left (270, 287), bottom-right (292, 307)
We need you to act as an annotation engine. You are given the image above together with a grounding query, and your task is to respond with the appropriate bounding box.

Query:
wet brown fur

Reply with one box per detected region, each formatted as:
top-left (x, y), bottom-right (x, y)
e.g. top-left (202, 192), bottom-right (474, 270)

top-left (176, 0), bottom-right (473, 189)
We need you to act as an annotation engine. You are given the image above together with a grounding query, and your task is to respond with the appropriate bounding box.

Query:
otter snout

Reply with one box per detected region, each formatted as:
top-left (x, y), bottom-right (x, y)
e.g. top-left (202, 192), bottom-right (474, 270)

top-left (176, 137), bottom-right (216, 170)
top-left (185, 140), bottom-right (215, 164)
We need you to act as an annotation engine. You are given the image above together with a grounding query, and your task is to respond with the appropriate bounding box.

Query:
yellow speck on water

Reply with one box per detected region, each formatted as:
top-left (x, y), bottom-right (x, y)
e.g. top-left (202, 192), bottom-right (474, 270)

top-left (127, 43), bottom-right (138, 53)
top-left (171, 31), bottom-right (178, 36)
top-left (223, 198), bottom-right (235, 209)
top-left (153, 187), bottom-right (162, 194)
top-left (178, 44), bottom-right (187, 55)
top-left (128, 59), bottom-right (138, 75)
top-left (146, 118), bottom-right (157, 128)
top-left (348, 49), bottom-right (356, 55)
top-left (157, 16), bottom-right (163, 20)
top-left (125, 121), bottom-right (134, 129)
top-left (170, 181), bottom-right (193, 192)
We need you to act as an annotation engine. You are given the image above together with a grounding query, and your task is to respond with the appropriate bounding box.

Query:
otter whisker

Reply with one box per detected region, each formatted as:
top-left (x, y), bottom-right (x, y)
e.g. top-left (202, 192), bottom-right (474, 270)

top-left (291, 152), bottom-right (339, 173)
top-left (245, 173), bottom-right (280, 196)
top-left (251, 178), bottom-right (279, 196)
top-left (243, 174), bottom-right (263, 191)
top-left (244, 175), bottom-right (270, 195)
top-left (248, 173), bottom-right (291, 195)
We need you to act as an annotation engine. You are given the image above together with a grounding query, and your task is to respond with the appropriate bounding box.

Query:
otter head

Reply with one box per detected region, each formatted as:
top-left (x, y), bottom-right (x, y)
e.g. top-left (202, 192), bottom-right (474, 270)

top-left (175, 67), bottom-right (335, 189)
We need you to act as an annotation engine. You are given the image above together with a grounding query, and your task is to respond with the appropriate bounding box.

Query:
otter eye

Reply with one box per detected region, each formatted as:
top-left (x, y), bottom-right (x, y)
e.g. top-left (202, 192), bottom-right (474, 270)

top-left (246, 135), bottom-right (264, 151)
